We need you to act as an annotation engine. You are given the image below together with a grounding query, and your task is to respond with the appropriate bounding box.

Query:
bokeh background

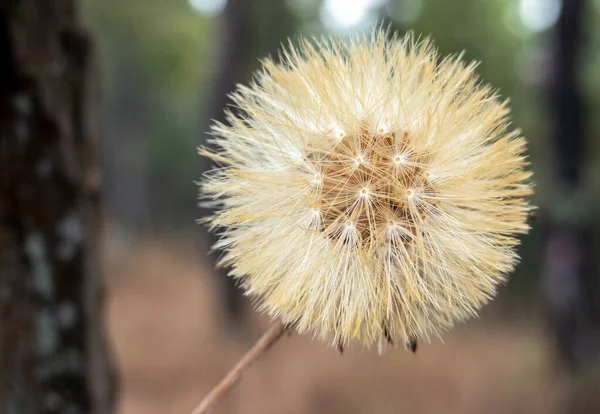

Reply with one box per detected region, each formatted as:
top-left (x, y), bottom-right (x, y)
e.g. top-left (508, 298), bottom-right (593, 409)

top-left (82, 0), bottom-right (600, 412)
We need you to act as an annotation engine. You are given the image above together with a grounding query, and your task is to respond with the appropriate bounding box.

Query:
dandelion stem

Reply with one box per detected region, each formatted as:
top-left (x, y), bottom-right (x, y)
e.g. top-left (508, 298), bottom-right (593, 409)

top-left (191, 321), bottom-right (290, 414)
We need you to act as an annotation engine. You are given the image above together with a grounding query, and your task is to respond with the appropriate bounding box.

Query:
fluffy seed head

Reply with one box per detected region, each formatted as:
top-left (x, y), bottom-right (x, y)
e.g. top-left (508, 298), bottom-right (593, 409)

top-left (200, 29), bottom-right (533, 350)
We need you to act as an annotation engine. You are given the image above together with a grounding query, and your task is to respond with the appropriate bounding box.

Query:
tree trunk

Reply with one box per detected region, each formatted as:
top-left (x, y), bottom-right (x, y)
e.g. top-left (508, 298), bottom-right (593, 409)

top-left (0, 1), bottom-right (116, 413)
top-left (199, 0), bottom-right (250, 327)
top-left (200, 0), bottom-right (300, 330)
top-left (543, 0), bottom-right (600, 372)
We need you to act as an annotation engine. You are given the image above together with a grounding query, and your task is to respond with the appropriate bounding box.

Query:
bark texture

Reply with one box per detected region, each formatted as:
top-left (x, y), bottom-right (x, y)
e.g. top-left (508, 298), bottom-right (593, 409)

top-left (0, 0), bottom-right (115, 412)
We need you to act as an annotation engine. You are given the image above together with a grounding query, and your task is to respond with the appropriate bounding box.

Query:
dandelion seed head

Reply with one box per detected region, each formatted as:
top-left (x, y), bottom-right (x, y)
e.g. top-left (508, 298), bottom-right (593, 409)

top-left (200, 28), bottom-right (533, 350)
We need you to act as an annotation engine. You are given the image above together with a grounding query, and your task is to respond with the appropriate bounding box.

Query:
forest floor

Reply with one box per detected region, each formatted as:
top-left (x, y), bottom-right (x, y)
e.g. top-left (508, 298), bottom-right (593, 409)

top-left (104, 239), bottom-right (595, 414)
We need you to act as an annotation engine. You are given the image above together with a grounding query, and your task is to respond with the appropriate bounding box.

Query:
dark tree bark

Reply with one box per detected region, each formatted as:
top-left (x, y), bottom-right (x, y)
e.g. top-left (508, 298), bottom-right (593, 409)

top-left (543, 0), bottom-right (600, 372)
top-left (0, 0), bottom-right (116, 413)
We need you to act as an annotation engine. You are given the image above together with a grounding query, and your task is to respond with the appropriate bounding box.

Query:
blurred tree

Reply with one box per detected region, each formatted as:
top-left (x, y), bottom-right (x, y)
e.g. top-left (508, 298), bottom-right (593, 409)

top-left (0, 0), bottom-right (116, 413)
top-left (199, 0), bottom-right (251, 326)
top-left (542, 0), bottom-right (600, 372)
top-left (200, 0), bottom-right (301, 327)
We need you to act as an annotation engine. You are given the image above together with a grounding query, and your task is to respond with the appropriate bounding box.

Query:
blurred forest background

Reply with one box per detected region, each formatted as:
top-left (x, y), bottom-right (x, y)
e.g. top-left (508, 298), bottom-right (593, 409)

top-left (4, 0), bottom-right (599, 413)
top-left (84, 0), bottom-right (600, 412)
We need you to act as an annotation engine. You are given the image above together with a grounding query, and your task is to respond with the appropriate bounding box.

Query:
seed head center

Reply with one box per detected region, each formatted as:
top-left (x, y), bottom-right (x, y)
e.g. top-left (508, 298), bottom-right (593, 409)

top-left (307, 131), bottom-right (433, 247)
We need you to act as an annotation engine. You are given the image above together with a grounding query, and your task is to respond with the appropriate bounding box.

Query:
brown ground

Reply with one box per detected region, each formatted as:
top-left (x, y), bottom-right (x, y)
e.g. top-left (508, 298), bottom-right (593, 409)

top-left (106, 240), bottom-right (572, 414)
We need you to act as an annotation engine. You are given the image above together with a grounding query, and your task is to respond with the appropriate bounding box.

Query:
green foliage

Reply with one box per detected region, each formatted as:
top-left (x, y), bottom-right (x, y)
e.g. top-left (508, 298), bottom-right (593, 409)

top-left (83, 0), bottom-right (218, 181)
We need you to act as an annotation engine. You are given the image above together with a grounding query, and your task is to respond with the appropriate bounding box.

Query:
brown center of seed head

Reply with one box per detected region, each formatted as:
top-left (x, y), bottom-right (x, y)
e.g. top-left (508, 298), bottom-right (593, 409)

top-left (307, 130), bottom-right (435, 249)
